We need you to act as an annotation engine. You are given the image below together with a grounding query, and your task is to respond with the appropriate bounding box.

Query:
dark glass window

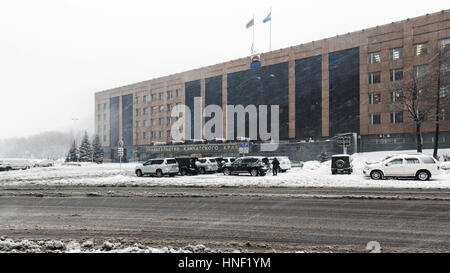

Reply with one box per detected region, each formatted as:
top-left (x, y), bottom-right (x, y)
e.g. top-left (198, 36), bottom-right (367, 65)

top-left (390, 69), bottom-right (403, 81)
top-left (390, 47), bottom-right (403, 60)
top-left (295, 55), bottom-right (322, 139)
top-left (368, 72), bottom-right (381, 84)
top-left (368, 93), bottom-right (381, 104)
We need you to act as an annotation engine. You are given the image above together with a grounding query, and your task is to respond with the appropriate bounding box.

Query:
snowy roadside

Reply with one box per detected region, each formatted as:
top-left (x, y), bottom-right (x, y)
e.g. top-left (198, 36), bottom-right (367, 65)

top-left (0, 237), bottom-right (241, 253)
top-left (0, 150), bottom-right (449, 189)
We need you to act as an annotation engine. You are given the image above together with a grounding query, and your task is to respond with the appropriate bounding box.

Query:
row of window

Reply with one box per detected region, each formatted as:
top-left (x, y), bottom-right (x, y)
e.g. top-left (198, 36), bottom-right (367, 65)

top-left (97, 102), bottom-right (108, 112)
top-left (367, 38), bottom-right (450, 64)
top-left (368, 65), bottom-right (429, 84)
top-left (369, 109), bottom-right (448, 125)
top-left (369, 111), bottom-right (404, 125)
top-left (135, 117), bottom-right (176, 128)
top-left (368, 90), bottom-right (403, 104)
top-left (136, 103), bottom-right (179, 116)
top-left (135, 89), bottom-right (183, 105)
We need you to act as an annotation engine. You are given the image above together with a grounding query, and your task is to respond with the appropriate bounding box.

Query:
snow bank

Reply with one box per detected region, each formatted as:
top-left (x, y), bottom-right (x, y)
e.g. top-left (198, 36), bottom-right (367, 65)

top-left (0, 237), bottom-right (238, 253)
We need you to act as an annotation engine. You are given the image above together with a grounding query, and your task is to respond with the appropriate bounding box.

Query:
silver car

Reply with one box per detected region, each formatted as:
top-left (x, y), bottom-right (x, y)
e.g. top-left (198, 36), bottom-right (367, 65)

top-left (196, 158), bottom-right (219, 174)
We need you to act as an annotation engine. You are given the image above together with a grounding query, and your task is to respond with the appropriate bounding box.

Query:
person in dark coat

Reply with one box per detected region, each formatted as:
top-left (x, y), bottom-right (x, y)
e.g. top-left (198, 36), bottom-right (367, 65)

top-left (272, 157), bottom-right (280, 176)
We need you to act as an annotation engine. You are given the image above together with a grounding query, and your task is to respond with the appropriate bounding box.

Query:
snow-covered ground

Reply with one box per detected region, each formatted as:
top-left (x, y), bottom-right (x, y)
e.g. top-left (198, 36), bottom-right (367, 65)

top-left (0, 149), bottom-right (449, 189)
top-left (0, 237), bottom-right (240, 253)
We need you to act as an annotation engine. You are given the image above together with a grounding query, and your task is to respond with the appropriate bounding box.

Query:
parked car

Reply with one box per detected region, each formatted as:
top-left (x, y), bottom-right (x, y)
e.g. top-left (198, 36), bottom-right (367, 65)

top-left (195, 158), bottom-right (219, 174)
top-left (0, 161), bottom-right (12, 172)
top-left (268, 156), bottom-right (291, 173)
top-left (363, 153), bottom-right (440, 181)
top-left (7, 160), bottom-right (32, 170)
top-left (34, 160), bottom-right (54, 167)
top-left (331, 154), bottom-right (353, 175)
top-left (222, 157), bottom-right (269, 177)
top-left (215, 157), bottom-right (236, 172)
top-left (175, 157), bottom-right (199, 176)
top-left (135, 158), bottom-right (179, 177)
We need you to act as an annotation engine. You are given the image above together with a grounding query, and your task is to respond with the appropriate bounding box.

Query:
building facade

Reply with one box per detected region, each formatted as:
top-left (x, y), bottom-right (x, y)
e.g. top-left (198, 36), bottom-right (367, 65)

top-left (95, 10), bottom-right (450, 161)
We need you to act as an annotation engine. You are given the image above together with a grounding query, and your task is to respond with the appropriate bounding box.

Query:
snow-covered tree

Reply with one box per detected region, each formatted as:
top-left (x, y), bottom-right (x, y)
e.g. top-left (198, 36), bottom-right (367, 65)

top-left (92, 134), bottom-right (104, 164)
top-left (68, 140), bottom-right (78, 162)
top-left (78, 131), bottom-right (92, 162)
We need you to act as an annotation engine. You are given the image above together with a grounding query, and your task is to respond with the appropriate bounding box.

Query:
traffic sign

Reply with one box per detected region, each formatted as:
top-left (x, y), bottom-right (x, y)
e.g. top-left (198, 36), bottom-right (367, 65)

top-left (239, 142), bottom-right (249, 154)
top-left (117, 139), bottom-right (124, 148)
top-left (118, 147), bottom-right (124, 157)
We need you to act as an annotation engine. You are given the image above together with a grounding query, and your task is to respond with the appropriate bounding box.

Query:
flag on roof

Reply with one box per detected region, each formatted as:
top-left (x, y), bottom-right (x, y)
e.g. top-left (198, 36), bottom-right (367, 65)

top-left (263, 12), bottom-right (271, 23)
top-left (246, 17), bottom-right (254, 29)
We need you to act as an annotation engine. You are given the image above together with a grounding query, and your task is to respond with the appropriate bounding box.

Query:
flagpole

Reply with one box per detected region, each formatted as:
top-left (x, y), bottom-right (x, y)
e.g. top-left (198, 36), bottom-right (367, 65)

top-left (252, 13), bottom-right (255, 54)
top-left (269, 8), bottom-right (272, 52)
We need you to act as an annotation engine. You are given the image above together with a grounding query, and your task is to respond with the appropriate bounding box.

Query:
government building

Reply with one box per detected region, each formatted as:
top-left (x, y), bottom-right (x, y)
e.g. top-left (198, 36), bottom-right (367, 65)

top-left (95, 10), bottom-right (450, 162)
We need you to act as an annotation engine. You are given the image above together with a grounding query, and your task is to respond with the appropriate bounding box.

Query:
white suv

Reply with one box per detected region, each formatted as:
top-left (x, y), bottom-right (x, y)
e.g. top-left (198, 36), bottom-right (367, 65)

top-left (135, 158), bottom-right (179, 177)
top-left (363, 154), bottom-right (440, 181)
top-left (195, 158), bottom-right (219, 174)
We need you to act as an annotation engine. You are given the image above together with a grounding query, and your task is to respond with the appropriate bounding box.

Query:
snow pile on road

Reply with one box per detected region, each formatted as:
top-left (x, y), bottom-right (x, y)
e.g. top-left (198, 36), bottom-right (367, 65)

top-left (0, 149), bottom-right (449, 189)
top-left (0, 237), bottom-right (239, 253)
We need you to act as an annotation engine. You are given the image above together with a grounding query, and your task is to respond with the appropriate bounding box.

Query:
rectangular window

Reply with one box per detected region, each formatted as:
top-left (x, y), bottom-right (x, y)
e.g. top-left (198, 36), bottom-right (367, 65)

top-left (151, 119), bottom-right (156, 126)
top-left (369, 113), bottom-right (381, 125)
top-left (167, 130), bottom-right (171, 138)
top-left (167, 104), bottom-right (173, 112)
top-left (167, 117), bottom-right (173, 124)
top-left (135, 132), bottom-right (140, 140)
top-left (159, 118), bottom-right (164, 126)
top-left (159, 105), bottom-right (165, 113)
top-left (151, 94), bottom-right (157, 101)
top-left (390, 69), bottom-right (403, 81)
top-left (103, 113), bottom-right (106, 121)
top-left (136, 121), bottom-right (141, 128)
top-left (135, 96), bottom-right (140, 104)
top-left (438, 38), bottom-right (450, 50)
top-left (143, 132), bottom-right (148, 139)
top-left (176, 89), bottom-right (183, 97)
top-left (368, 51), bottom-right (381, 64)
top-left (167, 90), bottom-right (173, 99)
top-left (440, 85), bottom-right (450, 98)
top-left (368, 93), bottom-right (381, 104)
top-left (135, 109), bottom-right (140, 116)
top-left (143, 95), bottom-right (148, 103)
top-left (97, 104), bottom-right (101, 111)
top-left (103, 103), bottom-right (107, 111)
top-left (151, 106), bottom-right (157, 114)
top-left (159, 92), bottom-right (164, 100)
top-left (390, 90), bottom-right (404, 103)
top-left (103, 135), bottom-right (106, 142)
top-left (144, 120), bottom-right (149, 127)
top-left (390, 111), bottom-right (403, 124)
top-left (151, 131), bottom-right (157, 138)
top-left (413, 42), bottom-right (428, 56)
top-left (368, 72), bottom-right (381, 84)
top-left (414, 65), bottom-right (428, 78)
top-left (441, 109), bottom-right (446, 121)
top-left (390, 47), bottom-right (403, 61)
top-left (159, 131), bottom-right (164, 138)
top-left (143, 107), bottom-right (149, 115)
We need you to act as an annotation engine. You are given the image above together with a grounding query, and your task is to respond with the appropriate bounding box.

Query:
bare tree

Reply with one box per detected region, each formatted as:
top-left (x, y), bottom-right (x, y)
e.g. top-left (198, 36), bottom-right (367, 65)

top-left (394, 66), bottom-right (436, 153)
top-left (430, 46), bottom-right (450, 159)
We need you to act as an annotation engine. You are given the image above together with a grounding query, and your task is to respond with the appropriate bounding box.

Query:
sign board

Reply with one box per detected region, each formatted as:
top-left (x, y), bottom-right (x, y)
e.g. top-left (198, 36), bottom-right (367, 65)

top-left (118, 147), bottom-right (124, 157)
top-left (117, 139), bottom-right (124, 148)
top-left (238, 142), bottom-right (249, 154)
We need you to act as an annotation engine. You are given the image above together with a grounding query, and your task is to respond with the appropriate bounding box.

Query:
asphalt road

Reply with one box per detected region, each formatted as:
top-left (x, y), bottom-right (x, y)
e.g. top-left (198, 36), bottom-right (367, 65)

top-left (0, 186), bottom-right (449, 252)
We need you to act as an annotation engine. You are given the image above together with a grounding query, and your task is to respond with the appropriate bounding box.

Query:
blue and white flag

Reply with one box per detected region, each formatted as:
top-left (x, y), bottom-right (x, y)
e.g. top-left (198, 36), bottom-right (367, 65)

top-left (263, 12), bottom-right (271, 23)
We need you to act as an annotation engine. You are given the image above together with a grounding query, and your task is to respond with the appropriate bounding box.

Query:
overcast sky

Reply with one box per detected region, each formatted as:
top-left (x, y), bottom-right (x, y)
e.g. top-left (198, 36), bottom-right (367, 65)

top-left (0, 0), bottom-right (447, 139)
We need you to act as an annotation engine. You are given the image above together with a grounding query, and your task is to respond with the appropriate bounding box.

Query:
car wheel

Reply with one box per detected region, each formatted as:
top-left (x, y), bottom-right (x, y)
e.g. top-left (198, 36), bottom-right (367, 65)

top-left (199, 168), bottom-right (206, 175)
top-left (156, 169), bottom-right (163, 178)
top-left (250, 169), bottom-right (259, 177)
top-left (416, 170), bottom-right (430, 181)
top-left (136, 170), bottom-right (143, 177)
top-left (370, 170), bottom-right (383, 180)
top-left (223, 168), bottom-right (231, 176)
top-left (331, 170), bottom-right (337, 175)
